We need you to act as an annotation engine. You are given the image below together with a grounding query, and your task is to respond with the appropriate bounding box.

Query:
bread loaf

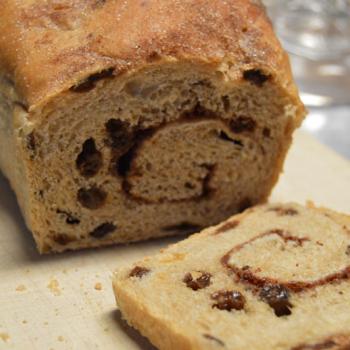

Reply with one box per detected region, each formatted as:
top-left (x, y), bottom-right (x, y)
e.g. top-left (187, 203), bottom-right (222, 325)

top-left (113, 203), bottom-right (350, 350)
top-left (0, 0), bottom-right (305, 252)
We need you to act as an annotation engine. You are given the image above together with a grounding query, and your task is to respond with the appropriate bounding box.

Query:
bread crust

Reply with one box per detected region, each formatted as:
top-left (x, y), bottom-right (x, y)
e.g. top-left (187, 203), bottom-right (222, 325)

top-left (0, 0), bottom-right (302, 113)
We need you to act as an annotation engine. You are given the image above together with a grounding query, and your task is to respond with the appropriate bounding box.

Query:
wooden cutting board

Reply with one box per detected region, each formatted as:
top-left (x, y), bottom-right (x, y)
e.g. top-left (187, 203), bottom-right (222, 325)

top-left (0, 130), bottom-right (349, 350)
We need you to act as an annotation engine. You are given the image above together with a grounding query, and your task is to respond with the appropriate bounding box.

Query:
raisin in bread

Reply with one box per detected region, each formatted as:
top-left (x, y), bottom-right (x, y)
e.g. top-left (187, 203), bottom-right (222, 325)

top-left (0, 1), bottom-right (305, 253)
top-left (113, 203), bottom-right (350, 350)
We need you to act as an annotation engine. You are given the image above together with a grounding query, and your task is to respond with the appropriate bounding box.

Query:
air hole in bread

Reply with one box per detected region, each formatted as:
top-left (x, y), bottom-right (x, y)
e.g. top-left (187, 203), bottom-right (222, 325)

top-left (90, 222), bottom-right (116, 238)
top-left (70, 68), bottom-right (114, 92)
top-left (26, 132), bottom-right (36, 151)
top-left (211, 290), bottom-right (246, 311)
top-left (76, 138), bottom-right (102, 177)
top-left (56, 209), bottom-right (80, 225)
top-left (189, 103), bottom-right (217, 118)
top-left (183, 272), bottom-right (211, 290)
top-left (243, 69), bottom-right (270, 87)
top-left (77, 186), bottom-right (107, 209)
top-left (163, 223), bottom-right (201, 234)
top-left (222, 96), bottom-right (230, 112)
top-left (230, 116), bottom-right (256, 133)
top-left (26, 132), bottom-right (37, 159)
top-left (201, 164), bottom-right (216, 198)
top-left (263, 127), bottom-right (271, 138)
top-left (218, 131), bottom-right (244, 147)
top-left (203, 334), bottom-right (225, 346)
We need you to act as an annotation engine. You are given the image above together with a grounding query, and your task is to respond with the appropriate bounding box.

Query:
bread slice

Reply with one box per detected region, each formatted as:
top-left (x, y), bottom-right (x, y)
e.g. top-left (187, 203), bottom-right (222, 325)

top-left (0, 1), bottom-right (305, 252)
top-left (113, 203), bottom-right (350, 350)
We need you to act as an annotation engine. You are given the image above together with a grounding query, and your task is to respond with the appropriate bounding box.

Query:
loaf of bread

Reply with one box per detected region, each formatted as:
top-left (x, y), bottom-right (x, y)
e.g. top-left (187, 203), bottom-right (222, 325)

top-left (113, 203), bottom-right (350, 350)
top-left (0, 1), bottom-right (305, 253)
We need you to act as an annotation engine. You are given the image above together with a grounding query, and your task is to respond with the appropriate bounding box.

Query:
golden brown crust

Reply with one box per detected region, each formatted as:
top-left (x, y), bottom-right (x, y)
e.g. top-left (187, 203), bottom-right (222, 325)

top-left (0, 0), bottom-right (300, 112)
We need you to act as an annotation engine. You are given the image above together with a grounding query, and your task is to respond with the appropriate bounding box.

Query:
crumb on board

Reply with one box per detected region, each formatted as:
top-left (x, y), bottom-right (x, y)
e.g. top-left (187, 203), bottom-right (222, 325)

top-left (0, 333), bottom-right (10, 342)
top-left (16, 284), bottom-right (26, 292)
top-left (57, 336), bottom-right (64, 342)
top-left (22, 320), bottom-right (27, 324)
top-left (47, 279), bottom-right (61, 296)
top-left (94, 282), bottom-right (102, 291)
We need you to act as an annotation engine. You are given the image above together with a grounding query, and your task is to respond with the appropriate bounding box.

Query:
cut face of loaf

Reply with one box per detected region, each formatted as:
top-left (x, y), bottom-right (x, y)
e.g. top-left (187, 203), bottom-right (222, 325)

top-left (0, 0), bottom-right (305, 252)
top-left (7, 64), bottom-right (301, 253)
top-left (113, 203), bottom-right (350, 350)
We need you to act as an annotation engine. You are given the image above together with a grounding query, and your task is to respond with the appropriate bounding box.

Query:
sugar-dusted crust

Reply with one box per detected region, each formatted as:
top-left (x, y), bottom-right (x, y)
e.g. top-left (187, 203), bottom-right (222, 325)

top-left (113, 203), bottom-right (350, 350)
top-left (0, 0), bottom-right (302, 112)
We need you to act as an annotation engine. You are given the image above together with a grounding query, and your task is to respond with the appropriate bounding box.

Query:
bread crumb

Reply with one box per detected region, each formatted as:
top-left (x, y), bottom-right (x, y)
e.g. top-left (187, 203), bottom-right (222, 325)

top-left (22, 320), bottom-right (27, 324)
top-left (94, 282), bottom-right (102, 291)
top-left (57, 336), bottom-right (64, 342)
top-left (47, 279), bottom-right (61, 296)
top-left (16, 284), bottom-right (26, 292)
top-left (44, 321), bottom-right (49, 326)
top-left (0, 333), bottom-right (10, 342)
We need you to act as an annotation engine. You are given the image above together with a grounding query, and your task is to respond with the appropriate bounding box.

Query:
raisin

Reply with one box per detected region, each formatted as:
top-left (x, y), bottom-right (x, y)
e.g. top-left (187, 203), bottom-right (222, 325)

top-left (259, 284), bottom-right (293, 317)
top-left (129, 266), bottom-right (150, 278)
top-left (77, 187), bottom-right (107, 209)
top-left (90, 223), bottom-right (116, 238)
top-left (211, 290), bottom-right (246, 311)
top-left (76, 138), bottom-right (103, 177)
top-left (117, 147), bottom-right (134, 176)
top-left (230, 116), bottom-right (256, 133)
top-left (243, 69), bottom-right (270, 87)
top-left (70, 68), bottom-right (114, 92)
top-left (105, 119), bottom-right (133, 150)
top-left (183, 272), bottom-right (211, 291)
